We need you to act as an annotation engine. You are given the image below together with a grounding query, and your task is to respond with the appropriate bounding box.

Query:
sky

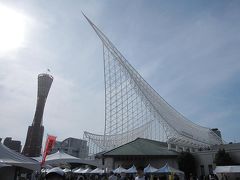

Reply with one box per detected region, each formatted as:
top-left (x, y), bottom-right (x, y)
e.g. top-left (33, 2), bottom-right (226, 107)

top-left (0, 0), bottom-right (239, 146)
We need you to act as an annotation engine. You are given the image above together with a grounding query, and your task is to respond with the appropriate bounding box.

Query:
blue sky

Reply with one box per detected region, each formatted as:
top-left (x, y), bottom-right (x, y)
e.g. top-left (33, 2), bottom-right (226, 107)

top-left (0, 0), bottom-right (239, 145)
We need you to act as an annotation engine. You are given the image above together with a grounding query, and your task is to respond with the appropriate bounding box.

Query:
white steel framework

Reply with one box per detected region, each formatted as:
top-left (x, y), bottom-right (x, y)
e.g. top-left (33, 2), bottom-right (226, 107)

top-left (82, 14), bottom-right (222, 155)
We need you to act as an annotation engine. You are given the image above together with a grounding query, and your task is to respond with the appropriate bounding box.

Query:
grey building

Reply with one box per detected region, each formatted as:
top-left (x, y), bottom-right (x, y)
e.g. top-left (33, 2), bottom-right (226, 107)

top-left (95, 137), bottom-right (240, 178)
top-left (3, 137), bottom-right (21, 153)
top-left (51, 137), bottom-right (89, 159)
top-left (193, 143), bottom-right (240, 177)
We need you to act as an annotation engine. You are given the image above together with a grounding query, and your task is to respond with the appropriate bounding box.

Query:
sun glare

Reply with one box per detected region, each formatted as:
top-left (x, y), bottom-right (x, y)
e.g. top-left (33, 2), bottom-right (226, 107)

top-left (0, 5), bottom-right (26, 54)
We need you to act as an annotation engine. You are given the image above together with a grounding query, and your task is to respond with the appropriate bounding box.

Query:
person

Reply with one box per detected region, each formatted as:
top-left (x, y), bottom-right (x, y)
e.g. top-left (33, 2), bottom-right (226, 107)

top-left (77, 175), bottom-right (85, 180)
top-left (135, 166), bottom-right (145, 180)
top-left (209, 174), bottom-right (216, 180)
top-left (220, 173), bottom-right (228, 180)
top-left (174, 174), bottom-right (179, 180)
top-left (189, 173), bottom-right (194, 180)
top-left (120, 172), bottom-right (127, 180)
top-left (108, 171), bottom-right (117, 180)
top-left (45, 167), bottom-right (65, 180)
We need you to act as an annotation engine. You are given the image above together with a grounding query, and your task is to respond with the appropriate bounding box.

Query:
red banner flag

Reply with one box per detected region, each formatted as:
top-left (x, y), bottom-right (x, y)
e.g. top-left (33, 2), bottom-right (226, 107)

top-left (41, 134), bottom-right (57, 166)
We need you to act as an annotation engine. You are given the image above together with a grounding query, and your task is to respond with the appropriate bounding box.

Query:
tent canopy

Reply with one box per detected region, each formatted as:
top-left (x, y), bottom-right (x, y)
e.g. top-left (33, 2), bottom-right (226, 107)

top-left (113, 166), bottom-right (127, 173)
top-left (39, 151), bottom-right (98, 166)
top-left (156, 163), bottom-right (184, 174)
top-left (43, 150), bottom-right (81, 165)
top-left (0, 143), bottom-right (40, 171)
top-left (46, 151), bottom-right (79, 161)
top-left (73, 168), bottom-right (84, 174)
top-left (81, 167), bottom-right (92, 174)
top-left (63, 168), bottom-right (71, 173)
top-left (91, 167), bottom-right (104, 174)
top-left (214, 166), bottom-right (240, 173)
top-left (126, 165), bottom-right (137, 174)
top-left (144, 164), bottom-right (158, 173)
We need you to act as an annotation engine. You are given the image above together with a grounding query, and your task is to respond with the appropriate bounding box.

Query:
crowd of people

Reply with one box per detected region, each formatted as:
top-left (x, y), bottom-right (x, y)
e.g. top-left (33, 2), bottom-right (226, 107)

top-left (39, 166), bottom-right (181, 180)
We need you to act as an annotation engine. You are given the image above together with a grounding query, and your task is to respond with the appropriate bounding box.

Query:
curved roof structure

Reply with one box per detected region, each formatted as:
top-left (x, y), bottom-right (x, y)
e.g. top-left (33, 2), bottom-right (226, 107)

top-left (82, 14), bottom-right (223, 155)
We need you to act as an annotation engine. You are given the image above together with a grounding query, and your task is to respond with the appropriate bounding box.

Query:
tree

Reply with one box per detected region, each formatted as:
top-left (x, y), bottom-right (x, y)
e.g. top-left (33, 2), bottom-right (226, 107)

top-left (214, 149), bottom-right (233, 166)
top-left (177, 151), bottom-right (196, 179)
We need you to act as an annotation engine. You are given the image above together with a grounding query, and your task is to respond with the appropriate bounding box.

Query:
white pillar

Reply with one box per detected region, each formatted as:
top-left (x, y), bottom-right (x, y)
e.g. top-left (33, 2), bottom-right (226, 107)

top-left (176, 145), bottom-right (179, 152)
top-left (168, 143), bottom-right (172, 150)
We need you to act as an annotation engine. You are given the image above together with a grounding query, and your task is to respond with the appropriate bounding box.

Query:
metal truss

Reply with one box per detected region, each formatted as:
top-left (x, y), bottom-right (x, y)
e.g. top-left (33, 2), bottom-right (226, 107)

top-left (83, 14), bottom-right (223, 155)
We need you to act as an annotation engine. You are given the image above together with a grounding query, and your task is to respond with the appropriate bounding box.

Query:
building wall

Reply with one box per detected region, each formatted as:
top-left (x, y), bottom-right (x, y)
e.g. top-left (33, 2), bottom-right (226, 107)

top-left (193, 143), bottom-right (240, 177)
top-left (193, 151), bottom-right (216, 177)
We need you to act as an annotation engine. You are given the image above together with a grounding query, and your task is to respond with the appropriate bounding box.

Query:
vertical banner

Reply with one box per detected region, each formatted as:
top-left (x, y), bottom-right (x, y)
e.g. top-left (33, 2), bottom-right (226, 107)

top-left (41, 134), bottom-right (57, 166)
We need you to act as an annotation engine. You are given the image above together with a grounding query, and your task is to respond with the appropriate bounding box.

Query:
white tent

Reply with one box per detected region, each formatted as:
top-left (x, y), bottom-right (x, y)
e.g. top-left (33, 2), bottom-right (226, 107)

top-left (0, 143), bottom-right (40, 171)
top-left (113, 166), bottom-right (127, 174)
top-left (47, 167), bottom-right (65, 176)
top-left (74, 168), bottom-right (84, 173)
top-left (214, 166), bottom-right (240, 173)
top-left (156, 163), bottom-right (184, 174)
top-left (34, 151), bottom-right (98, 167)
top-left (45, 151), bottom-right (80, 164)
top-left (63, 168), bottom-right (71, 173)
top-left (144, 164), bottom-right (158, 173)
top-left (91, 168), bottom-right (104, 174)
top-left (126, 165), bottom-right (137, 174)
top-left (81, 167), bottom-right (92, 174)
top-left (41, 168), bottom-right (48, 173)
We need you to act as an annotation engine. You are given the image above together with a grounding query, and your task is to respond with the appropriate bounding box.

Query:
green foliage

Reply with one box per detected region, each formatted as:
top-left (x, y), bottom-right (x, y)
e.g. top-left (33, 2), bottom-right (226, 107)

top-left (177, 151), bottom-right (196, 177)
top-left (214, 149), bottom-right (233, 166)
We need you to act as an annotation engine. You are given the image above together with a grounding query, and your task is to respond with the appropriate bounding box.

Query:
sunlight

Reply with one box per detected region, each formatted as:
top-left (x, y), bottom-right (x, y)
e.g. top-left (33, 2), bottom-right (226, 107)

top-left (0, 5), bottom-right (26, 54)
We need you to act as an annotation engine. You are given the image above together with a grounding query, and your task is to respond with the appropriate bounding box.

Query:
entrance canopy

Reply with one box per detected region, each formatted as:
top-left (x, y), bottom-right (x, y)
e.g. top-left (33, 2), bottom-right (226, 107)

top-left (214, 166), bottom-right (240, 173)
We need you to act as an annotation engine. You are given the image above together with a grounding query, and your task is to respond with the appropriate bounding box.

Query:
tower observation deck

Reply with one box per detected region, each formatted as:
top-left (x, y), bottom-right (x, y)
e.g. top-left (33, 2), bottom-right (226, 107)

top-left (82, 14), bottom-right (223, 155)
top-left (22, 73), bottom-right (53, 157)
